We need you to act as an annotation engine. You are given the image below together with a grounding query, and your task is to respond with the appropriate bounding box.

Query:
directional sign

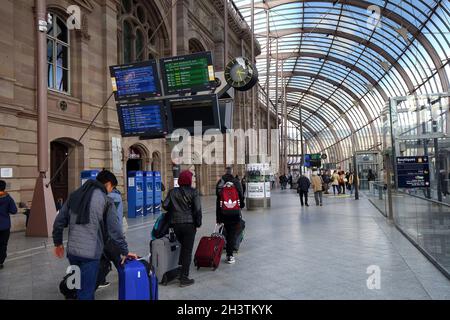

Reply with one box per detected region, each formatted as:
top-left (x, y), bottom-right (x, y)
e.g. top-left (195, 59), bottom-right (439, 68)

top-left (396, 156), bottom-right (430, 188)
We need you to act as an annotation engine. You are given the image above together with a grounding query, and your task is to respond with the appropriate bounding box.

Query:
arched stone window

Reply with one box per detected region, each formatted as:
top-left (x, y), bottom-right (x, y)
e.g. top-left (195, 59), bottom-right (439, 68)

top-left (118, 0), bottom-right (168, 63)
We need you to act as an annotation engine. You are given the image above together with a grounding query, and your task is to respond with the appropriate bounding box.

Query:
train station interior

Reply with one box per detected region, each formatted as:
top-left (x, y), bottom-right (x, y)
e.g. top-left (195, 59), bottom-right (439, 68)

top-left (0, 0), bottom-right (449, 300)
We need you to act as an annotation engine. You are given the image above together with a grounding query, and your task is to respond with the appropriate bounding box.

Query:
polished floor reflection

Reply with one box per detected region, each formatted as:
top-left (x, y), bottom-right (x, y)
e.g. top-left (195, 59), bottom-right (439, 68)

top-left (1, 190), bottom-right (450, 300)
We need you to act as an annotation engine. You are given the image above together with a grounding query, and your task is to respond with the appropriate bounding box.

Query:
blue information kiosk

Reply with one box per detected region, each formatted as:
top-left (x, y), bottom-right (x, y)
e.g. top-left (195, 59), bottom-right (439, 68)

top-left (127, 171), bottom-right (144, 218)
top-left (143, 171), bottom-right (154, 216)
top-left (153, 171), bottom-right (162, 215)
top-left (81, 170), bottom-right (99, 186)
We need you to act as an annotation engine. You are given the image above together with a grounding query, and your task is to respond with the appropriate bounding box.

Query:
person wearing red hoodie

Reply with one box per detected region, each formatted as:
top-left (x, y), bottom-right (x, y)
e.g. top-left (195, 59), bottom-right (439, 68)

top-left (0, 180), bottom-right (18, 270)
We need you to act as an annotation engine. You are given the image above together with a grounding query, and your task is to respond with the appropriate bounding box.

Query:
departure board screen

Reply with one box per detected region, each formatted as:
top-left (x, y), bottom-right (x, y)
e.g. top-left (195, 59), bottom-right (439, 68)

top-left (110, 60), bottom-right (161, 101)
top-left (166, 94), bottom-right (221, 135)
top-left (117, 101), bottom-right (167, 138)
top-left (160, 52), bottom-right (216, 95)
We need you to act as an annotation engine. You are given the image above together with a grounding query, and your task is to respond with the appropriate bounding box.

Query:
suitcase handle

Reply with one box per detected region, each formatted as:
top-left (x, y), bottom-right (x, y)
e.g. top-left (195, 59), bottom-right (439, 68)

top-left (213, 223), bottom-right (224, 234)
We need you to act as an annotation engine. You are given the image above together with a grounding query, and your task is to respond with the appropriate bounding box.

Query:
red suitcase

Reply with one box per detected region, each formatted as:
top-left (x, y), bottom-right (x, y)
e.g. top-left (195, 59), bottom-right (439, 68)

top-left (194, 225), bottom-right (225, 270)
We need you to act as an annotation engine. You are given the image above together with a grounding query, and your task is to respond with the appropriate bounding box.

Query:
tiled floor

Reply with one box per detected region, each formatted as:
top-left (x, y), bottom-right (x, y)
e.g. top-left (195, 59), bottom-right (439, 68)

top-left (1, 190), bottom-right (450, 300)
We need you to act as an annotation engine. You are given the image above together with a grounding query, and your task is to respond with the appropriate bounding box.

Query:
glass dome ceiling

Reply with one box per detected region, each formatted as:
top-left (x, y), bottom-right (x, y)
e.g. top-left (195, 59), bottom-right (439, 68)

top-left (233, 0), bottom-right (450, 163)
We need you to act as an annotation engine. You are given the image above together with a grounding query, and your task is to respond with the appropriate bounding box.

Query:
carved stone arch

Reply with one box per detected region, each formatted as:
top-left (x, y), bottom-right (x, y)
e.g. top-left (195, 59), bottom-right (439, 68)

top-left (188, 37), bottom-right (207, 53)
top-left (117, 0), bottom-right (170, 63)
top-left (187, 30), bottom-right (210, 52)
top-left (72, 0), bottom-right (94, 12)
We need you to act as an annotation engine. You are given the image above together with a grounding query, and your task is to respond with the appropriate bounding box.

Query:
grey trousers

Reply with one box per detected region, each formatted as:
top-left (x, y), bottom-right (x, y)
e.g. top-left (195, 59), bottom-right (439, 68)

top-left (314, 191), bottom-right (323, 205)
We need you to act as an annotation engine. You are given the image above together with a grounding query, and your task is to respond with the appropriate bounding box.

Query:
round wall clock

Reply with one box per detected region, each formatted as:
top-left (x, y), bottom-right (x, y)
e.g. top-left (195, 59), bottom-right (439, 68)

top-left (224, 57), bottom-right (258, 91)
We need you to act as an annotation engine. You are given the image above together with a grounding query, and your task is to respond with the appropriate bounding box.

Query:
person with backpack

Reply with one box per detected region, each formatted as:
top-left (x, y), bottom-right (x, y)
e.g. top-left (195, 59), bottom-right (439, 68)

top-left (297, 174), bottom-right (311, 207)
top-left (311, 171), bottom-right (324, 206)
top-left (162, 170), bottom-right (202, 287)
top-left (0, 180), bottom-right (18, 270)
top-left (52, 170), bottom-right (138, 300)
top-left (216, 167), bottom-right (245, 264)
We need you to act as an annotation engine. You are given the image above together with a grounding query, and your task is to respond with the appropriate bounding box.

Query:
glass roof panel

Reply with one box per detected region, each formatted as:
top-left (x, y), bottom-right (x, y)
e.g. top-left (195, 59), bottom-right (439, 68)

top-left (234, 0), bottom-right (450, 160)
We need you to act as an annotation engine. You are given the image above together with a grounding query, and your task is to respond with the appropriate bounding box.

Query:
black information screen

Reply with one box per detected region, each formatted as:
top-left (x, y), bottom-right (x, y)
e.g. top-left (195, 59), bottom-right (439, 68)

top-left (110, 60), bottom-right (161, 101)
top-left (117, 101), bottom-right (167, 138)
top-left (167, 94), bottom-right (220, 134)
top-left (397, 156), bottom-right (430, 188)
top-left (160, 52), bottom-right (215, 95)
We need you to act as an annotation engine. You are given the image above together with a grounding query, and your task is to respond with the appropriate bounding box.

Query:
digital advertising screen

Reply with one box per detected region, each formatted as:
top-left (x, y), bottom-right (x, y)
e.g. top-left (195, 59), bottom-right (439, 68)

top-left (117, 100), bottom-right (167, 138)
top-left (166, 94), bottom-right (221, 135)
top-left (160, 51), bottom-right (216, 95)
top-left (110, 60), bottom-right (161, 101)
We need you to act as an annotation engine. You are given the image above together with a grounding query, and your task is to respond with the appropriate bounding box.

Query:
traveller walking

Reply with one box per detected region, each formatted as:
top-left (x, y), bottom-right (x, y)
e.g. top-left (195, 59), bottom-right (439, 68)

top-left (241, 176), bottom-right (247, 196)
top-left (339, 171), bottom-right (346, 195)
top-left (297, 174), bottom-right (310, 207)
top-left (52, 170), bottom-right (138, 300)
top-left (331, 170), bottom-right (340, 195)
top-left (322, 171), bottom-right (331, 194)
top-left (348, 171), bottom-right (357, 195)
top-left (163, 170), bottom-right (202, 287)
top-left (311, 172), bottom-right (324, 206)
top-left (216, 167), bottom-right (245, 264)
top-left (96, 185), bottom-right (126, 289)
top-left (0, 180), bottom-right (18, 270)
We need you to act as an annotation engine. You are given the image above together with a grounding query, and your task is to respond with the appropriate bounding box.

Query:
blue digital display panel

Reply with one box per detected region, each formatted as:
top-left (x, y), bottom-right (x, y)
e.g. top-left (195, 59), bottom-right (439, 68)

top-left (110, 60), bottom-right (161, 101)
top-left (117, 100), bottom-right (167, 138)
top-left (397, 156), bottom-right (430, 188)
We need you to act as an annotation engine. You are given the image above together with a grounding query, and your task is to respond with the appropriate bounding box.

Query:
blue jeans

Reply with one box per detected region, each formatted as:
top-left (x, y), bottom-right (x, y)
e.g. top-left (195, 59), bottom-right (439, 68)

top-left (68, 254), bottom-right (100, 300)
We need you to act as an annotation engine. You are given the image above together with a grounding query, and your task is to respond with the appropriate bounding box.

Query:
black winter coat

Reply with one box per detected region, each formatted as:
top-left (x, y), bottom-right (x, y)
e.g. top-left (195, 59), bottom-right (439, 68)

top-left (297, 176), bottom-right (311, 192)
top-left (163, 187), bottom-right (202, 227)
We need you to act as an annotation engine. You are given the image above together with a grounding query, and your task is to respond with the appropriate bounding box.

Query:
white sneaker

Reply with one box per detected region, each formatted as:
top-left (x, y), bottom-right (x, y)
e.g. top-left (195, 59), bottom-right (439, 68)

top-left (226, 256), bottom-right (235, 264)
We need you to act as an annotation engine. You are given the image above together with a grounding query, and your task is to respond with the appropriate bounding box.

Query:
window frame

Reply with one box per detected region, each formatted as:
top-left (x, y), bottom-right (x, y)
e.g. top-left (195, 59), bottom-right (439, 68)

top-left (47, 12), bottom-right (71, 95)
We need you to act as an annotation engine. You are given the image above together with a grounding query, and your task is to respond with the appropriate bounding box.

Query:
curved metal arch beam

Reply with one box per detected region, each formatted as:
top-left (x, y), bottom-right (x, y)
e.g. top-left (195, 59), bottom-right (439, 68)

top-left (260, 52), bottom-right (389, 101)
top-left (271, 87), bottom-right (358, 140)
top-left (269, 72), bottom-right (377, 146)
top-left (260, 27), bottom-right (415, 92)
top-left (287, 71), bottom-right (379, 146)
top-left (286, 106), bottom-right (346, 160)
top-left (292, 122), bottom-right (327, 154)
top-left (284, 94), bottom-right (361, 153)
top-left (247, 0), bottom-right (448, 92)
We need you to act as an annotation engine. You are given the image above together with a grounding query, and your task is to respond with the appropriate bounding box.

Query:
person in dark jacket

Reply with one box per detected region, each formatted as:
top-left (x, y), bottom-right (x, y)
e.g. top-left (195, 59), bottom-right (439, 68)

top-left (297, 175), bottom-right (311, 207)
top-left (52, 170), bottom-right (137, 300)
top-left (163, 170), bottom-right (202, 287)
top-left (0, 180), bottom-right (18, 270)
top-left (216, 167), bottom-right (245, 264)
top-left (241, 177), bottom-right (247, 195)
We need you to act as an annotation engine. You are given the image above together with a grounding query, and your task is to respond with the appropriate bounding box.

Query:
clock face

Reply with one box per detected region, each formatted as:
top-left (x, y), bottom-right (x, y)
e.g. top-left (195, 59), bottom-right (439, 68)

top-left (224, 57), bottom-right (258, 91)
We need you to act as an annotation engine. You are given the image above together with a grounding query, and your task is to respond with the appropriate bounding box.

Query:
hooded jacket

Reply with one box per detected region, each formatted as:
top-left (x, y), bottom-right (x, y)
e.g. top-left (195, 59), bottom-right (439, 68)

top-left (0, 192), bottom-right (18, 231)
top-left (52, 188), bottom-right (129, 260)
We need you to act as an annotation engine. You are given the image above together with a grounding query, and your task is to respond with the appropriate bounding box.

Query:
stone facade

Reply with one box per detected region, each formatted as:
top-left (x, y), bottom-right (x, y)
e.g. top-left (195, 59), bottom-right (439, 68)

top-left (0, 0), bottom-right (275, 231)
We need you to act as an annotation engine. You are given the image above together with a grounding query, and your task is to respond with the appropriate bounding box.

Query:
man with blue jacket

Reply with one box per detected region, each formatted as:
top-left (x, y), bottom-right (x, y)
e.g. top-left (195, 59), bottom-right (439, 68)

top-left (0, 180), bottom-right (18, 270)
top-left (52, 170), bottom-right (137, 300)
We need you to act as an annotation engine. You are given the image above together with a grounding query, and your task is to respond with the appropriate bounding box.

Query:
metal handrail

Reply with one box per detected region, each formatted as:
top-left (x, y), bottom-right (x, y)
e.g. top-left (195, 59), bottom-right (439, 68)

top-left (396, 189), bottom-right (450, 208)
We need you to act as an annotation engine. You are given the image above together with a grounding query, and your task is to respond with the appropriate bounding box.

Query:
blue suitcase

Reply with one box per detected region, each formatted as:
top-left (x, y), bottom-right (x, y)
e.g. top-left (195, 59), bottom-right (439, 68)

top-left (119, 259), bottom-right (158, 300)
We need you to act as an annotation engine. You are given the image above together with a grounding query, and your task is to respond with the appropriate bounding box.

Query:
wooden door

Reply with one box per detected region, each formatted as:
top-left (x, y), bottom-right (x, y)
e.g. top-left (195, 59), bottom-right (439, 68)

top-left (50, 141), bottom-right (69, 205)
